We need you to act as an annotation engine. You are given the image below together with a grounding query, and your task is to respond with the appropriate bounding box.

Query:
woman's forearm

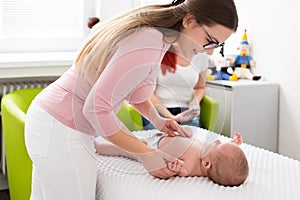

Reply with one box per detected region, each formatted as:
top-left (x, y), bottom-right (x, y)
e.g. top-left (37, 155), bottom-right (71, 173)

top-left (131, 100), bottom-right (159, 121)
top-left (150, 94), bottom-right (175, 119)
top-left (192, 88), bottom-right (205, 105)
top-left (105, 127), bottom-right (154, 155)
top-left (94, 140), bottom-right (137, 160)
top-left (192, 71), bottom-right (206, 105)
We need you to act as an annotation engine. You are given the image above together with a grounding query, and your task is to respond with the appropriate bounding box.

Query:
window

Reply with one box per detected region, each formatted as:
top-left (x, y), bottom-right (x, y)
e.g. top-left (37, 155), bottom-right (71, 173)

top-left (0, 0), bottom-right (95, 53)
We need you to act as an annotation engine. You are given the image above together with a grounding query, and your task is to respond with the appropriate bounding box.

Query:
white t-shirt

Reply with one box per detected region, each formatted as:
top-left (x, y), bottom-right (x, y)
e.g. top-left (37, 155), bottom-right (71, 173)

top-left (155, 53), bottom-right (209, 108)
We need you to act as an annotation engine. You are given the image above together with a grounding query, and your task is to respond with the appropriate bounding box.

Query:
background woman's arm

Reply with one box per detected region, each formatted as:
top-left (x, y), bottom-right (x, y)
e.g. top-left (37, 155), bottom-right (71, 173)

top-left (191, 70), bottom-right (207, 106)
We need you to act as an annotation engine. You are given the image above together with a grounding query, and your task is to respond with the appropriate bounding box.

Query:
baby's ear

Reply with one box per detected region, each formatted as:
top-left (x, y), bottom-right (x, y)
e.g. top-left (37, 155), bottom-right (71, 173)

top-left (201, 160), bottom-right (212, 169)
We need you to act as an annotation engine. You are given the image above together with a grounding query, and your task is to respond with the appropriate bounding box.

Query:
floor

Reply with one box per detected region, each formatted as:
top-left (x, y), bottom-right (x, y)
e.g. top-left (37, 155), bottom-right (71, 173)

top-left (0, 171), bottom-right (9, 200)
top-left (0, 190), bottom-right (9, 200)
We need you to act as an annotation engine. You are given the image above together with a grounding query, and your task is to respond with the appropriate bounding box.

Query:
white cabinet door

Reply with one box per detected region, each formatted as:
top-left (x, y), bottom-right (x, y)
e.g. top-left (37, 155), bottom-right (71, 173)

top-left (206, 80), bottom-right (279, 152)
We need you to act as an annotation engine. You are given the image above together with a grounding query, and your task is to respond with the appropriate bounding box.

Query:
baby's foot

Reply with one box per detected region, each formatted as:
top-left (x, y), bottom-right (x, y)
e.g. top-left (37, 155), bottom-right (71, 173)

top-left (232, 132), bottom-right (243, 145)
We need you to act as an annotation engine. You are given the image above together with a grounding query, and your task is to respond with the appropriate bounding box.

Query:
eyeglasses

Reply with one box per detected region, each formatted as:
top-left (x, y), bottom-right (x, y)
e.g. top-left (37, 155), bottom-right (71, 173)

top-left (200, 25), bottom-right (225, 50)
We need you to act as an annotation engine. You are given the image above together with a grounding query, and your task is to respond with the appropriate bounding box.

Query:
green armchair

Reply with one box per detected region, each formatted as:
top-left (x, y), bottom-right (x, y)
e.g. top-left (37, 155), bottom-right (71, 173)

top-left (1, 88), bottom-right (43, 200)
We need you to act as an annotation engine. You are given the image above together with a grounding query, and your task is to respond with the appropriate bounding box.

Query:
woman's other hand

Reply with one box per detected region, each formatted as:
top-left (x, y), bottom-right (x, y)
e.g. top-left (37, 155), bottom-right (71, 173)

top-left (174, 109), bottom-right (199, 122)
top-left (154, 117), bottom-right (192, 137)
top-left (135, 149), bottom-right (184, 179)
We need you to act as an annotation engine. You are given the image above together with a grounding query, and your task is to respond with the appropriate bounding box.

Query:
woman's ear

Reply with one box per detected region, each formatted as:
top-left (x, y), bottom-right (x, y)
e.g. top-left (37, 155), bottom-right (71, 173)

top-left (201, 159), bottom-right (212, 169)
top-left (182, 13), bottom-right (196, 28)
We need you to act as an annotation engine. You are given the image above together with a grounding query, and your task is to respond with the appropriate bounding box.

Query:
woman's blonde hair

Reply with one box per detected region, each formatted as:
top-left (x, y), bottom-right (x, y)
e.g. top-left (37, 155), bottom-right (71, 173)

top-left (75, 0), bottom-right (238, 83)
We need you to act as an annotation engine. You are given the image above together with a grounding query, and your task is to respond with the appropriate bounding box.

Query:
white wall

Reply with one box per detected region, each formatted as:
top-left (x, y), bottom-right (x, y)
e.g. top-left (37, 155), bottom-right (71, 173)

top-left (231, 0), bottom-right (300, 161)
top-left (96, 0), bottom-right (140, 20)
top-left (97, 0), bottom-right (300, 161)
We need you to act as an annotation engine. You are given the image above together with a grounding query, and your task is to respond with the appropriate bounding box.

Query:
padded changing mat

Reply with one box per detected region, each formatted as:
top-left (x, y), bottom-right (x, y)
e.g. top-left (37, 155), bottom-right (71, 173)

top-left (95, 127), bottom-right (300, 200)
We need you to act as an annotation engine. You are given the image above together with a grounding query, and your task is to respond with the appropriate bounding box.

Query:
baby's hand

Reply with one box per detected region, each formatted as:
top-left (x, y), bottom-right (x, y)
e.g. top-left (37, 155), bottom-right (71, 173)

top-left (167, 160), bottom-right (187, 174)
top-left (232, 132), bottom-right (243, 145)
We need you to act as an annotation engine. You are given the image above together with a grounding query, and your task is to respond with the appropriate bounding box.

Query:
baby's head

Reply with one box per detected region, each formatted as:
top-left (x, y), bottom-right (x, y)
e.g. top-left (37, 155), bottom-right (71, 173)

top-left (201, 141), bottom-right (249, 186)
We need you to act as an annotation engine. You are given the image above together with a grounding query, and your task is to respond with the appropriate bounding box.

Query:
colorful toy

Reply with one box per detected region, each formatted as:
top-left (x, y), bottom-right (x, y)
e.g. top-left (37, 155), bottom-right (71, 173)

top-left (230, 30), bottom-right (261, 81)
top-left (206, 46), bottom-right (238, 81)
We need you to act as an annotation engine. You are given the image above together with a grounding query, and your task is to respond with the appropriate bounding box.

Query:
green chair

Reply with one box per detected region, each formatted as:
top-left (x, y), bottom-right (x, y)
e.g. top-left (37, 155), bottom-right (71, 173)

top-left (199, 95), bottom-right (219, 131)
top-left (1, 88), bottom-right (43, 200)
top-left (117, 95), bottom-right (219, 132)
top-left (117, 101), bottom-right (143, 131)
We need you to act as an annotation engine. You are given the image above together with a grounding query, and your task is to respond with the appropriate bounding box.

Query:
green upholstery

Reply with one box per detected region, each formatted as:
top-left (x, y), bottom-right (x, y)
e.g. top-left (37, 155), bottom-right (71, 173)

top-left (1, 88), bottom-right (43, 200)
top-left (117, 101), bottom-right (143, 131)
top-left (200, 95), bottom-right (219, 131)
top-left (117, 95), bottom-right (219, 132)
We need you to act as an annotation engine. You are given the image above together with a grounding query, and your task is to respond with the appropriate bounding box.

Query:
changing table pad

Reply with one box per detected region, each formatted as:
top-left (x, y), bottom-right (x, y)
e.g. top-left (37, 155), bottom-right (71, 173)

top-left (95, 127), bottom-right (300, 200)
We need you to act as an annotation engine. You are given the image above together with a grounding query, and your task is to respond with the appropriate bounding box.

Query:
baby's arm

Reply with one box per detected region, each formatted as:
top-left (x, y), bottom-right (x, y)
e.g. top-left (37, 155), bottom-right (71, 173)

top-left (94, 140), bottom-right (137, 160)
top-left (95, 136), bottom-right (185, 174)
top-left (231, 132), bottom-right (243, 145)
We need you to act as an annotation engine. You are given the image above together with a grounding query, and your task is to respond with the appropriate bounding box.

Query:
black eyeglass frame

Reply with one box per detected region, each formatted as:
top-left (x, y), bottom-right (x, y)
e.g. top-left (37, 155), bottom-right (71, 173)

top-left (200, 25), bottom-right (225, 50)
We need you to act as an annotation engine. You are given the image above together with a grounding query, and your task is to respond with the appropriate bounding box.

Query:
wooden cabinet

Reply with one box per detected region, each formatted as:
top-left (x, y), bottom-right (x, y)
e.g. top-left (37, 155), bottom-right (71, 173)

top-left (206, 80), bottom-right (279, 152)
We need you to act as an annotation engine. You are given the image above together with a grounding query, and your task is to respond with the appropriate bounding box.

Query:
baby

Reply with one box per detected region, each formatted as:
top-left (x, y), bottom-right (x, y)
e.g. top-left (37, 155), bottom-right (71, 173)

top-left (94, 131), bottom-right (249, 187)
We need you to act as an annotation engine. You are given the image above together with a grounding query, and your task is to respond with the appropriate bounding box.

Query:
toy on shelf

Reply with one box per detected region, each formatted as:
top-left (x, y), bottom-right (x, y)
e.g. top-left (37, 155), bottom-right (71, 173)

top-left (206, 46), bottom-right (238, 81)
top-left (230, 29), bottom-right (261, 81)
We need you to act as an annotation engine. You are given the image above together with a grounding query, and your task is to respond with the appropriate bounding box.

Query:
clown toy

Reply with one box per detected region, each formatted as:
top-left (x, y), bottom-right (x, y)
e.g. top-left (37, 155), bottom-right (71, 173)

top-left (230, 29), bottom-right (261, 81)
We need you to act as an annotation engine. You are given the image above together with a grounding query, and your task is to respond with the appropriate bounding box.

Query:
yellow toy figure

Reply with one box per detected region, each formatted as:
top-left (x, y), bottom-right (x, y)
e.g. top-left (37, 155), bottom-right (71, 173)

top-left (230, 30), bottom-right (261, 81)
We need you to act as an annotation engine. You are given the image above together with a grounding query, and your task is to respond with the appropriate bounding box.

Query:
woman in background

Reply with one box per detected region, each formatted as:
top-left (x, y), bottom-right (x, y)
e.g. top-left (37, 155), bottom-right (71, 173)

top-left (24, 0), bottom-right (238, 199)
top-left (143, 51), bottom-right (209, 130)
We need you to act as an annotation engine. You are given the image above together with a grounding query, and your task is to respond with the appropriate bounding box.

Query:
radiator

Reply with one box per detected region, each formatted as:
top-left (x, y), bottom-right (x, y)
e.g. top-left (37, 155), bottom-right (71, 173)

top-left (0, 81), bottom-right (51, 98)
top-left (0, 80), bottom-right (53, 175)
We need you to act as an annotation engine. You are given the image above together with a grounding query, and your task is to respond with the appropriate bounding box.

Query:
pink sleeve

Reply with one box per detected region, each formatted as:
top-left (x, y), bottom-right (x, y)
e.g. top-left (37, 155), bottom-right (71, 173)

top-left (83, 28), bottom-right (166, 137)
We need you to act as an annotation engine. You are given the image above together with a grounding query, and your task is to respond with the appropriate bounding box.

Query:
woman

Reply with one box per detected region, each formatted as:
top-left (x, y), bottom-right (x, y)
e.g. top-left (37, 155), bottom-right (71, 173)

top-left (25, 0), bottom-right (238, 199)
top-left (143, 52), bottom-right (209, 130)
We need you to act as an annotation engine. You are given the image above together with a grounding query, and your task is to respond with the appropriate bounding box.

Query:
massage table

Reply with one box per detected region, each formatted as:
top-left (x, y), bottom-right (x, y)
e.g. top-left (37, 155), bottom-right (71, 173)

top-left (95, 127), bottom-right (300, 200)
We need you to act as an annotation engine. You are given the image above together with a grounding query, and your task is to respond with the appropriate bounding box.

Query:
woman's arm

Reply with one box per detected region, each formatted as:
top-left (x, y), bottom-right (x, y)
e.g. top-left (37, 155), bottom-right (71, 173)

top-left (150, 94), bottom-right (175, 120)
top-left (149, 92), bottom-right (200, 123)
top-left (94, 139), bottom-right (137, 160)
top-left (105, 128), bottom-right (181, 179)
top-left (191, 70), bottom-right (207, 106)
top-left (96, 133), bottom-right (188, 176)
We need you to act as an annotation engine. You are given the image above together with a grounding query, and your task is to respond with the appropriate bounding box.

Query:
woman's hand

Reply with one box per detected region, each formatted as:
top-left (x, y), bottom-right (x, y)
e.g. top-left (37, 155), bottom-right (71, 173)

top-left (134, 149), bottom-right (184, 179)
top-left (167, 160), bottom-right (187, 175)
top-left (174, 109), bottom-right (199, 122)
top-left (154, 117), bottom-right (192, 137)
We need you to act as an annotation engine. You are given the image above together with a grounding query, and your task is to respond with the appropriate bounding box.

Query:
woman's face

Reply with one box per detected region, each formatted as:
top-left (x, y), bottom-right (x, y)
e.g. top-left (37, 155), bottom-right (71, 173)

top-left (173, 16), bottom-right (234, 62)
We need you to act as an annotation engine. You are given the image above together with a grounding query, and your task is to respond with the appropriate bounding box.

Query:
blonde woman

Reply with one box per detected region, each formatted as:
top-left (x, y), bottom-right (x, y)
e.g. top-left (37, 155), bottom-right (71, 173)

top-left (25, 0), bottom-right (238, 199)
